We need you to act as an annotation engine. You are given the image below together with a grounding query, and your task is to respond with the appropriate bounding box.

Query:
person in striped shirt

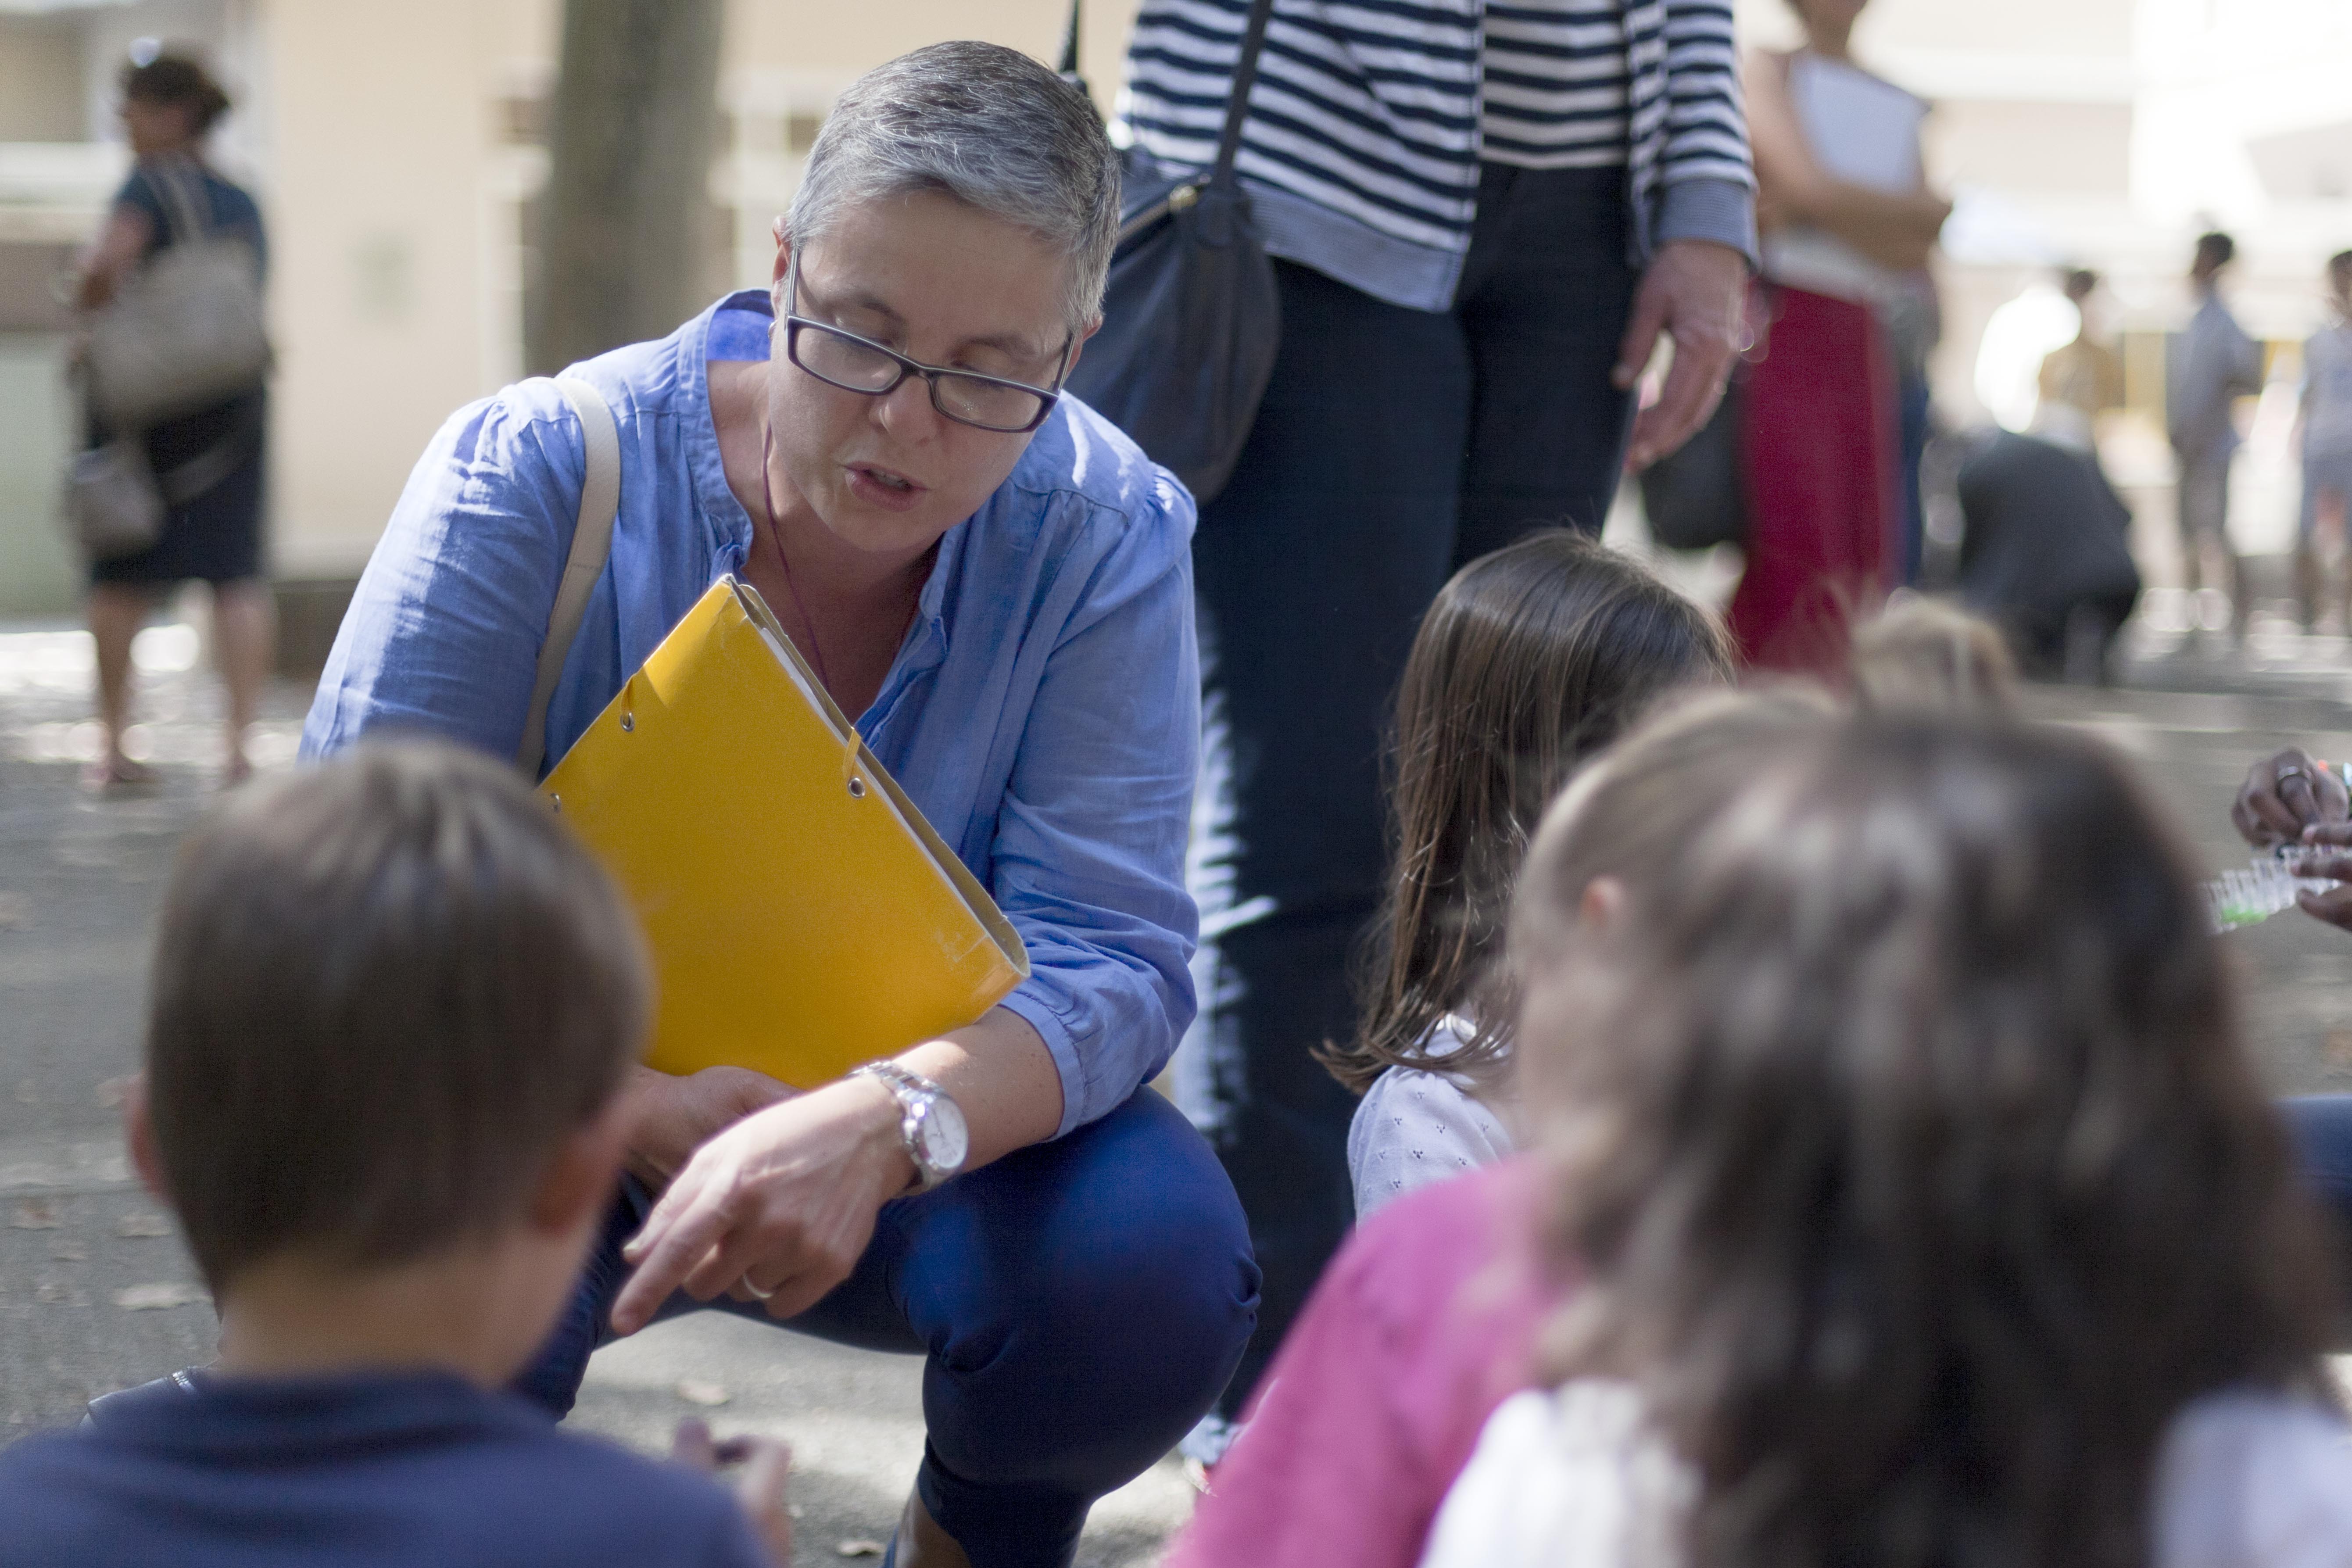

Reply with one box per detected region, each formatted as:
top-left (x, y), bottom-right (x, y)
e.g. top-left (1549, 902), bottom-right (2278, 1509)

top-left (1119, 0), bottom-right (1757, 1455)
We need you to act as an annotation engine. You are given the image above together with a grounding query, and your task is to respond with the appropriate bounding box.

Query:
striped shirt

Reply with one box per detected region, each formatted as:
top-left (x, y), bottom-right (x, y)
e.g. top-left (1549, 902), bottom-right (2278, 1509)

top-left (1121, 0), bottom-right (1754, 312)
top-left (1483, 1), bottom-right (1634, 171)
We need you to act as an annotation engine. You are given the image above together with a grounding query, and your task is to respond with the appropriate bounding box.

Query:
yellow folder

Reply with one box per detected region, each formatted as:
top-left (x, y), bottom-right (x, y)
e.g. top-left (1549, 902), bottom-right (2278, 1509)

top-left (540, 576), bottom-right (1029, 1087)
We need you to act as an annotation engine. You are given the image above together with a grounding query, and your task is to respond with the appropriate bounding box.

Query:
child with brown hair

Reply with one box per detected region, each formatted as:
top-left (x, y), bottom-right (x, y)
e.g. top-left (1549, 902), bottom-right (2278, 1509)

top-left (1423, 716), bottom-right (2352, 1567)
top-left (1328, 531), bottom-right (1733, 1219)
top-left (1847, 595), bottom-right (2019, 714)
top-left (1167, 691), bottom-right (1835, 1568)
top-left (0, 742), bottom-right (791, 1567)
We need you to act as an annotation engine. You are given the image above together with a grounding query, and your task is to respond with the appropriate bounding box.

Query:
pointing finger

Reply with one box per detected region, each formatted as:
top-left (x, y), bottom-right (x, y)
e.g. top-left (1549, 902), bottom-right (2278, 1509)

top-left (613, 1182), bottom-right (736, 1334)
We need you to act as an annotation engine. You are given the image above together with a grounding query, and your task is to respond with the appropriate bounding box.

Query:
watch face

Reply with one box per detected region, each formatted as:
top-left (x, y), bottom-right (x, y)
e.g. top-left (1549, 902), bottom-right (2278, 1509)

top-left (916, 1095), bottom-right (969, 1176)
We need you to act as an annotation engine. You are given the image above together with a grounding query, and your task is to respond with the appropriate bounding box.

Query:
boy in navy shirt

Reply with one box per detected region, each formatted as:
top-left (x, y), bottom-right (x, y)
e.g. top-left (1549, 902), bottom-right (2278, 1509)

top-left (0, 742), bottom-right (789, 1567)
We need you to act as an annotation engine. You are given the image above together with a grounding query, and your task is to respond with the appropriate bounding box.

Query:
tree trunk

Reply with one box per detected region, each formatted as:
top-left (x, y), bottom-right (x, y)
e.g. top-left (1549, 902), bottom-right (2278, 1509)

top-left (527, 0), bottom-right (723, 375)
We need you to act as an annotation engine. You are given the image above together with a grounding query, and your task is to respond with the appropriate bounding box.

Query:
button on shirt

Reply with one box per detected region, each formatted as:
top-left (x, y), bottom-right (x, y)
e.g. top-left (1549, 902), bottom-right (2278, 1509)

top-left (302, 292), bottom-right (1201, 1136)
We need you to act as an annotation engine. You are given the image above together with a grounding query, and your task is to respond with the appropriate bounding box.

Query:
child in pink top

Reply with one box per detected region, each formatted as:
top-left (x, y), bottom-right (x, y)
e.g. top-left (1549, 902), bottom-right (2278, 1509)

top-left (1163, 1158), bottom-right (1553, 1568)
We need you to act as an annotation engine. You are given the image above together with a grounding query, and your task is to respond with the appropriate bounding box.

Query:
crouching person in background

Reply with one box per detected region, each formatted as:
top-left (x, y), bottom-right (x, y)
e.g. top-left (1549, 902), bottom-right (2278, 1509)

top-left (0, 741), bottom-right (792, 1568)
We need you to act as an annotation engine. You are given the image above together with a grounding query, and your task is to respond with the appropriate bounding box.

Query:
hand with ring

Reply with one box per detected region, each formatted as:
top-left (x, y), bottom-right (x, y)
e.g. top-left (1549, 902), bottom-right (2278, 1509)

top-left (2232, 748), bottom-right (2349, 848)
top-left (612, 1072), bottom-right (915, 1332)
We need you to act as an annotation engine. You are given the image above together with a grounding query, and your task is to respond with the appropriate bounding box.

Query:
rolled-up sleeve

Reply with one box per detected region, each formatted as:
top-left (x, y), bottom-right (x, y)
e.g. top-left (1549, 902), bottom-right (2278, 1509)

top-left (1658, 0), bottom-right (1757, 265)
top-left (301, 389), bottom-right (579, 761)
top-left (988, 494), bottom-right (1201, 1137)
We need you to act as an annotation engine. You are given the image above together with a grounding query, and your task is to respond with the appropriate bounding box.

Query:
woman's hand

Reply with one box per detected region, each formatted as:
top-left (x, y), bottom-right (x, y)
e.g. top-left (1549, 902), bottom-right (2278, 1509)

top-left (2297, 822), bottom-right (2352, 933)
top-left (1616, 240), bottom-right (1749, 470)
top-left (623, 1064), bottom-right (797, 1191)
top-left (2232, 748), bottom-right (2348, 848)
top-left (612, 1073), bottom-right (915, 1332)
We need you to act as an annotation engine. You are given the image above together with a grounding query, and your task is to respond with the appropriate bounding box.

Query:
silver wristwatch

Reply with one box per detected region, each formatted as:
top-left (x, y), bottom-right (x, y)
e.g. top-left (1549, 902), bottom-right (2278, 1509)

top-left (852, 1061), bottom-right (970, 1194)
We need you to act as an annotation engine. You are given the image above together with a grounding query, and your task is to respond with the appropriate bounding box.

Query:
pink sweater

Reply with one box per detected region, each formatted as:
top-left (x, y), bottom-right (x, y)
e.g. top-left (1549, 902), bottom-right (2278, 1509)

top-left (1164, 1157), bottom-right (1561, 1568)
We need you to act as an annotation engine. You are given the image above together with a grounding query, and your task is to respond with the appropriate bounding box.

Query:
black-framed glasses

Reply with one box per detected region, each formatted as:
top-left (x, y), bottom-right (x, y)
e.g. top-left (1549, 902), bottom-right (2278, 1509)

top-left (782, 258), bottom-right (1070, 434)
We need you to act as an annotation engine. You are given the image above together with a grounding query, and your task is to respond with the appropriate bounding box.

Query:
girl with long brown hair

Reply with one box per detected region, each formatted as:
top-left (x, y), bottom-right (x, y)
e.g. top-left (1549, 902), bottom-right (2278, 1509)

top-left (1331, 531), bottom-right (1731, 1219)
top-left (1167, 692), bottom-right (1836, 1568)
top-left (1421, 716), bottom-right (2352, 1568)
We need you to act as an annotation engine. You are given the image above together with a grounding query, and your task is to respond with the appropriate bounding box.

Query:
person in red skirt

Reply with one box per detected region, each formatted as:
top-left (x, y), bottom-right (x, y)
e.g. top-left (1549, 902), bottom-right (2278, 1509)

top-left (1737, 0), bottom-right (1950, 674)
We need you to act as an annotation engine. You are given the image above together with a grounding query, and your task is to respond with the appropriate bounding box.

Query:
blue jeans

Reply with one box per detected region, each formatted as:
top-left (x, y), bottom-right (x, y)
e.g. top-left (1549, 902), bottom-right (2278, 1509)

top-left (513, 1090), bottom-right (1259, 1568)
top-left (2284, 1096), bottom-right (2352, 1239)
top-left (1183, 164), bottom-right (1637, 1421)
top-left (1895, 366), bottom-right (1931, 586)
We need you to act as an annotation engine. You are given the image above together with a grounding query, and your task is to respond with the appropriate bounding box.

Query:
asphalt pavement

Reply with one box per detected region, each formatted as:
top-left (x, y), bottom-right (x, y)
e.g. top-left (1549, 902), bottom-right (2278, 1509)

top-left (8, 606), bottom-right (2352, 1565)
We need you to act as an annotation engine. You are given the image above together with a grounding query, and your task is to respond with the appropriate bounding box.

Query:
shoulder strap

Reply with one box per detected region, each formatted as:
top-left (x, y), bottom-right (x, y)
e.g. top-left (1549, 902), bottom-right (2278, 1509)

top-left (1210, 0), bottom-right (1278, 191)
top-left (145, 157), bottom-right (212, 246)
top-left (517, 376), bottom-right (621, 777)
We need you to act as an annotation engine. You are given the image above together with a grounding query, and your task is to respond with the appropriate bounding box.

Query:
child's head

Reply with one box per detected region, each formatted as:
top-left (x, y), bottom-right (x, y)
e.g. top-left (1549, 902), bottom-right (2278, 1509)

top-left (1515, 713), bottom-right (2337, 1567)
top-left (1331, 532), bottom-right (1733, 1094)
top-left (2192, 229), bottom-right (2236, 285)
top-left (1848, 597), bottom-right (2019, 715)
top-left (138, 741), bottom-right (650, 1303)
top-left (2328, 249), bottom-right (2352, 314)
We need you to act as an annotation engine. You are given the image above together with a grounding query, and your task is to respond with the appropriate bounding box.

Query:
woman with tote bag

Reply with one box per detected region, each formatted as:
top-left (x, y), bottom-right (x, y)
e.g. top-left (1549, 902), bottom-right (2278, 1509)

top-left (72, 50), bottom-right (272, 791)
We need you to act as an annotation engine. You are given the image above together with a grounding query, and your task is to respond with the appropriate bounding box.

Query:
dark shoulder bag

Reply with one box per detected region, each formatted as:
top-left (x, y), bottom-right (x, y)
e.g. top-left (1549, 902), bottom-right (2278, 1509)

top-left (1062, 0), bottom-right (1281, 506)
top-left (1636, 370), bottom-right (1747, 552)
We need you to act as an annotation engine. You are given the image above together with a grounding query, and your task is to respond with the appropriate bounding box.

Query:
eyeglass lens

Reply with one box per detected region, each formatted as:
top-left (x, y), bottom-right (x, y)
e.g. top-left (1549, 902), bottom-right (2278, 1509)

top-left (791, 322), bottom-right (1050, 433)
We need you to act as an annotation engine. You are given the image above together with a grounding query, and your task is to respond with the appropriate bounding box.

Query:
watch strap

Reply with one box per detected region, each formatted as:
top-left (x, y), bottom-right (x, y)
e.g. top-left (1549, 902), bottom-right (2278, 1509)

top-left (852, 1061), bottom-right (957, 1192)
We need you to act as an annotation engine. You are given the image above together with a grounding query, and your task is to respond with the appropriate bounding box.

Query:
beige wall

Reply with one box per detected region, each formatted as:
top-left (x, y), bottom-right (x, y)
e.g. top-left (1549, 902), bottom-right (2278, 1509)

top-left (722, 0), bottom-right (1137, 116)
top-left (0, 21), bottom-right (83, 142)
top-left (257, 0), bottom-right (520, 575)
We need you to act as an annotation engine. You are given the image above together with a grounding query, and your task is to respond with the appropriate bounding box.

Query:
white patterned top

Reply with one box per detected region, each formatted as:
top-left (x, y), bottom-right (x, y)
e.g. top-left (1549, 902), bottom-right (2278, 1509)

top-left (1348, 1016), bottom-right (1516, 1222)
top-left (1420, 1383), bottom-right (2352, 1568)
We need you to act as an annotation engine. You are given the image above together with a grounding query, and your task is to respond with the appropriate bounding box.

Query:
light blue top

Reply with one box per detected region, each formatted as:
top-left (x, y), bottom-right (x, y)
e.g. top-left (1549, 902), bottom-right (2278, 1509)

top-left (302, 292), bottom-right (1202, 1138)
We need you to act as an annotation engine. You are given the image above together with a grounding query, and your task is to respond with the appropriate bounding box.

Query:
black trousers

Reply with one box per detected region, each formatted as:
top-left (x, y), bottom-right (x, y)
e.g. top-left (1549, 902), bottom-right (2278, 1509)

top-left (1186, 164), bottom-right (1637, 1417)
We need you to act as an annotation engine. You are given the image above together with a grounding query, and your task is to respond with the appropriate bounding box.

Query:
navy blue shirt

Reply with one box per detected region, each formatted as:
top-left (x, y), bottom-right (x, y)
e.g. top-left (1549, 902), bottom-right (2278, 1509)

top-left (115, 156), bottom-right (266, 270)
top-left (0, 1370), bottom-right (768, 1568)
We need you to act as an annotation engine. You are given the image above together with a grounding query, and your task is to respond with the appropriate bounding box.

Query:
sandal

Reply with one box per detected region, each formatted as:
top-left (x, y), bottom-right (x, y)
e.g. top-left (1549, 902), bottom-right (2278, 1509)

top-left (82, 755), bottom-right (160, 794)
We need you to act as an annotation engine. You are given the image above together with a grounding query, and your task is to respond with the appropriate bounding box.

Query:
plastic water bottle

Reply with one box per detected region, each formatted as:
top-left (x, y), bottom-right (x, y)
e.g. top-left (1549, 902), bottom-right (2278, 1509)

top-left (2208, 844), bottom-right (2343, 932)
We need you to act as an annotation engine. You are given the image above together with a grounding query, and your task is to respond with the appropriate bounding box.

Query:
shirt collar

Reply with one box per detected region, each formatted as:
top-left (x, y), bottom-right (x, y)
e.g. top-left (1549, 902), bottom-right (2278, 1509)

top-left (679, 290), bottom-right (770, 570)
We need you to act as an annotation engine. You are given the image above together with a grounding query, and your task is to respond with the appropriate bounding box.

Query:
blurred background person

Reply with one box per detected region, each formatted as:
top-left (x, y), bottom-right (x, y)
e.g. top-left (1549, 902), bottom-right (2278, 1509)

top-left (2295, 249), bottom-right (2352, 634)
top-left (2035, 267), bottom-right (2125, 458)
top-left (1739, 0), bottom-right (1948, 671)
top-left (72, 49), bottom-right (272, 791)
top-left (1954, 424), bottom-right (2142, 682)
top-left (2167, 230), bottom-right (2263, 643)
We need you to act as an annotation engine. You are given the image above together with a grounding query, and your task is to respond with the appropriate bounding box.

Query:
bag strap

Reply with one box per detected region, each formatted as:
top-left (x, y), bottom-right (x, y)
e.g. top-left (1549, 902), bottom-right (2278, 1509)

top-left (145, 157), bottom-right (213, 247)
top-left (1210, 0), bottom-right (1278, 191)
top-left (154, 408), bottom-right (257, 506)
top-left (516, 376), bottom-right (621, 777)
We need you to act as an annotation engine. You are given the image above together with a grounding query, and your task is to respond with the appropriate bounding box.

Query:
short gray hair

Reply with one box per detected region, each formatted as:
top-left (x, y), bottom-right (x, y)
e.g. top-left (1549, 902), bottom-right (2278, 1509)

top-left (788, 42), bottom-right (1120, 337)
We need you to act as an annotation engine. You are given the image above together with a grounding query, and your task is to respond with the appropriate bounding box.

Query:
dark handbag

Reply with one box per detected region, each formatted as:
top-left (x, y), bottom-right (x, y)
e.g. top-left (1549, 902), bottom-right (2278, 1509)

top-left (1062, 0), bottom-right (1280, 505)
top-left (1638, 372), bottom-right (1747, 552)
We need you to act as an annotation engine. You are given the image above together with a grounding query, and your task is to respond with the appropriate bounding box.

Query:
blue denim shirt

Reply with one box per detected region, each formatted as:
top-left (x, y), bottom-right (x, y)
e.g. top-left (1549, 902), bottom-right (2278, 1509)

top-left (303, 293), bottom-right (1201, 1137)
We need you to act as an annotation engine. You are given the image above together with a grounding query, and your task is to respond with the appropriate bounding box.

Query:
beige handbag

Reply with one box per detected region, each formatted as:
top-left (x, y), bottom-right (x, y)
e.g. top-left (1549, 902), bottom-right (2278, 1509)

top-left (64, 440), bottom-right (165, 560)
top-left (64, 414), bottom-right (256, 562)
top-left (84, 158), bottom-right (270, 431)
